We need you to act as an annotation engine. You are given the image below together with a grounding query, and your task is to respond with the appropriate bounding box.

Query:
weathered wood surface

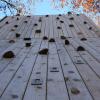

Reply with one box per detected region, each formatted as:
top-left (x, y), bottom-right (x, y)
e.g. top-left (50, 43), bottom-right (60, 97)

top-left (0, 14), bottom-right (100, 100)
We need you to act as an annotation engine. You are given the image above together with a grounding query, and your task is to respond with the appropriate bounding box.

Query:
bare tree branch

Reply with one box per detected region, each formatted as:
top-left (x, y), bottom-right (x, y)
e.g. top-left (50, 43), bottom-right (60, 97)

top-left (1, 0), bottom-right (17, 10)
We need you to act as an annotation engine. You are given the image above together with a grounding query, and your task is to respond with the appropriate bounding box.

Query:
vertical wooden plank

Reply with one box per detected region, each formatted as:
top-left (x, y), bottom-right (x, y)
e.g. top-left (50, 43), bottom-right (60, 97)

top-left (23, 40), bottom-right (48, 100)
top-left (48, 15), bottom-right (54, 38)
top-left (47, 41), bottom-right (69, 100)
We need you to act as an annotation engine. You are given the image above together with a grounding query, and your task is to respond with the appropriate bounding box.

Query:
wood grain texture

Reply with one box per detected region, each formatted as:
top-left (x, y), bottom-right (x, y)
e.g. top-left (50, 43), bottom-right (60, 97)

top-left (0, 14), bottom-right (100, 100)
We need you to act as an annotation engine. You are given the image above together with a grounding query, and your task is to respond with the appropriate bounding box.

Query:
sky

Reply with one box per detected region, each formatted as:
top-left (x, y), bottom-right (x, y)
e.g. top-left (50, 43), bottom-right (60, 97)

top-left (0, 0), bottom-right (100, 25)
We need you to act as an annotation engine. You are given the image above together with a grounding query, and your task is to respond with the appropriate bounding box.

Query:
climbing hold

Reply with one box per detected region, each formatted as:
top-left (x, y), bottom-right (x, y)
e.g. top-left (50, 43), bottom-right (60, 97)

top-left (3, 51), bottom-right (15, 58)
top-left (57, 26), bottom-right (61, 29)
top-left (43, 36), bottom-right (48, 40)
top-left (35, 29), bottom-right (41, 33)
top-left (68, 71), bottom-right (74, 73)
top-left (25, 43), bottom-right (31, 47)
top-left (49, 38), bottom-right (55, 42)
top-left (9, 40), bottom-right (15, 43)
top-left (83, 21), bottom-right (87, 24)
top-left (38, 48), bottom-right (48, 55)
top-left (34, 23), bottom-right (38, 26)
top-left (77, 46), bottom-right (85, 51)
top-left (11, 94), bottom-right (18, 99)
top-left (50, 67), bottom-right (59, 72)
top-left (16, 14), bottom-right (20, 16)
top-left (39, 17), bottom-right (42, 22)
top-left (31, 79), bottom-right (43, 85)
top-left (24, 21), bottom-right (28, 23)
top-left (56, 17), bottom-right (59, 20)
top-left (73, 79), bottom-right (81, 82)
top-left (16, 17), bottom-right (19, 20)
top-left (76, 14), bottom-right (80, 16)
top-left (69, 24), bottom-right (74, 27)
top-left (68, 12), bottom-right (72, 15)
top-left (71, 87), bottom-right (80, 95)
top-left (80, 38), bottom-right (87, 41)
top-left (89, 27), bottom-right (92, 30)
top-left (45, 15), bottom-right (49, 17)
top-left (16, 33), bottom-right (20, 38)
top-left (24, 38), bottom-right (31, 41)
top-left (64, 63), bottom-right (68, 65)
top-left (5, 21), bottom-right (9, 24)
top-left (64, 77), bottom-right (69, 81)
top-left (76, 60), bottom-right (84, 64)
top-left (59, 14), bottom-right (61, 16)
top-left (60, 20), bottom-right (64, 23)
top-left (60, 36), bottom-right (66, 39)
top-left (69, 17), bottom-right (74, 20)
top-left (36, 72), bottom-right (41, 74)
top-left (65, 39), bottom-right (70, 45)
top-left (27, 15), bottom-right (31, 17)
top-left (14, 25), bottom-right (18, 28)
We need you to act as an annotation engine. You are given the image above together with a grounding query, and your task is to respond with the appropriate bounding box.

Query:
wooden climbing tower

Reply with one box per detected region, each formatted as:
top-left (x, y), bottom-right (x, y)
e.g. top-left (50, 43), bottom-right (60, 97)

top-left (0, 14), bottom-right (100, 100)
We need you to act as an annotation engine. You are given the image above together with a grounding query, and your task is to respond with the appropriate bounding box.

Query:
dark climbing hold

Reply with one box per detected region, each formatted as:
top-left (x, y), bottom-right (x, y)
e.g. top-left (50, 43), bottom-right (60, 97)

top-left (68, 12), bottom-right (72, 15)
top-left (80, 38), bottom-right (87, 41)
top-left (45, 15), bottom-right (49, 17)
top-left (56, 17), bottom-right (59, 20)
top-left (50, 67), bottom-right (59, 72)
top-left (5, 21), bottom-right (9, 24)
top-left (43, 36), bottom-right (48, 40)
top-left (57, 26), bottom-right (61, 29)
top-left (89, 27), bottom-right (92, 30)
top-left (49, 38), bottom-right (55, 42)
top-left (16, 17), bottom-right (19, 20)
top-left (16, 14), bottom-right (19, 16)
top-left (38, 48), bottom-right (48, 55)
top-left (59, 14), bottom-right (61, 16)
top-left (24, 21), bottom-right (28, 23)
top-left (60, 36), bottom-right (66, 39)
top-left (25, 43), bottom-right (31, 47)
top-left (35, 29), bottom-right (41, 33)
top-left (34, 23), bottom-right (38, 26)
top-left (16, 33), bottom-right (20, 38)
top-left (11, 94), bottom-right (18, 99)
top-left (69, 17), bottom-right (74, 20)
top-left (14, 25), bottom-right (18, 28)
top-left (31, 79), bottom-right (43, 85)
top-left (27, 15), bottom-right (31, 17)
top-left (69, 24), bottom-right (74, 27)
top-left (24, 38), bottom-right (31, 41)
top-left (39, 19), bottom-right (42, 22)
top-left (3, 51), bottom-right (15, 58)
top-left (65, 39), bottom-right (70, 45)
top-left (60, 20), bottom-right (64, 23)
top-left (39, 17), bottom-right (42, 22)
top-left (77, 46), bottom-right (85, 51)
top-left (9, 40), bottom-right (15, 43)
top-left (71, 87), bottom-right (80, 95)
top-left (68, 71), bottom-right (74, 73)
top-left (83, 21), bottom-right (87, 24)
top-left (64, 77), bottom-right (69, 81)
top-left (76, 14), bottom-right (80, 16)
